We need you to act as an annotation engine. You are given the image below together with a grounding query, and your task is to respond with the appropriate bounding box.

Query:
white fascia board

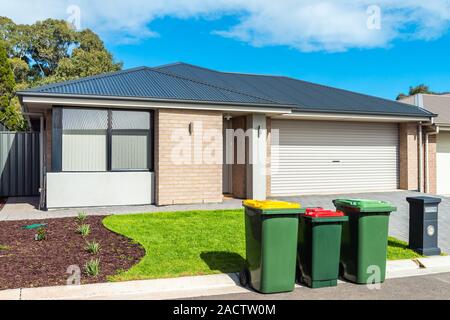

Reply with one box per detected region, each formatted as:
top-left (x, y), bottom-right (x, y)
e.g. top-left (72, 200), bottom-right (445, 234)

top-left (438, 125), bottom-right (450, 131)
top-left (21, 95), bottom-right (293, 115)
top-left (273, 112), bottom-right (433, 123)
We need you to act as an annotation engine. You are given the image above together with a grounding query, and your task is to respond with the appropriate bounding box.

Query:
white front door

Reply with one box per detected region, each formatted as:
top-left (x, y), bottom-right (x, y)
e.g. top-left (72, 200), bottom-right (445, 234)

top-left (270, 120), bottom-right (399, 195)
top-left (437, 132), bottom-right (450, 195)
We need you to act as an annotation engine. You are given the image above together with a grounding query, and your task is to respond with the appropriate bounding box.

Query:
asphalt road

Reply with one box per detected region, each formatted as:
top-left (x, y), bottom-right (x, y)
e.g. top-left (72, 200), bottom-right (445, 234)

top-left (188, 272), bottom-right (450, 300)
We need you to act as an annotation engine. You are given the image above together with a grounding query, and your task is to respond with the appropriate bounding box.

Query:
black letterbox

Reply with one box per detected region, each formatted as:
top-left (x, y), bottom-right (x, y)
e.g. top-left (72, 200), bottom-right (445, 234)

top-left (406, 196), bottom-right (441, 256)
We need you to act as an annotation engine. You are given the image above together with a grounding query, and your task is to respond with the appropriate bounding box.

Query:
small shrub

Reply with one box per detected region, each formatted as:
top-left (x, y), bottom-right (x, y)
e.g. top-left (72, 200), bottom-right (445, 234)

top-left (85, 241), bottom-right (101, 254)
top-left (0, 244), bottom-right (10, 250)
top-left (85, 258), bottom-right (100, 277)
top-left (76, 212), bottom-right (87, 223)
top-left (77, 224), bottom-right (90, 237)
top-left (35, 227), bottom-right (47, 241)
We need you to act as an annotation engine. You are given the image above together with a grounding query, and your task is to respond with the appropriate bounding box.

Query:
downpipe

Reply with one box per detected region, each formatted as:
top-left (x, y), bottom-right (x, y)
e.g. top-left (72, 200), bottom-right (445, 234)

top-left (418, 123), bottom-right (423, 193)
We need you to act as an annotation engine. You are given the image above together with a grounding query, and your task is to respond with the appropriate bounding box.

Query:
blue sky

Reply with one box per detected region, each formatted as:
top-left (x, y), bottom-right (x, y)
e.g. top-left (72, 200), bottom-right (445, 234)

top-left (3, 0), bottom-right (450, 100)
top-left (110, 15), bottom-right (450, 100)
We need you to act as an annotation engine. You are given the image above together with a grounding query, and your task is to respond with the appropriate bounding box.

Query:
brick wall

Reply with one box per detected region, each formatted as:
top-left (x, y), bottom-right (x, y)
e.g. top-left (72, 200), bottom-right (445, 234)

top-left (155, 109), bottom-right (223, 205)
top-left (426, 134), bottom-right (437, 194)
top-left (398, 122), bottom-right (437, 194)
top-left (399, 123), bottom-right (419, 190)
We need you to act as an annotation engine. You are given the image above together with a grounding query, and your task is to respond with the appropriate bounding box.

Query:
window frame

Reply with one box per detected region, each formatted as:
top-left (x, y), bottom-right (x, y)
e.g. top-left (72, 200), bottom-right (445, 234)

top-left (54, 106), bottom-right (154, 173)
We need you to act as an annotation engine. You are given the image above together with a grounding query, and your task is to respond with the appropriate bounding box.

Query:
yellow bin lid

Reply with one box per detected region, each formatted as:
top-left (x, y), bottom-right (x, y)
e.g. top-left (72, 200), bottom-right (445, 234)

top-left (243, 200), bottom-right (301, 210)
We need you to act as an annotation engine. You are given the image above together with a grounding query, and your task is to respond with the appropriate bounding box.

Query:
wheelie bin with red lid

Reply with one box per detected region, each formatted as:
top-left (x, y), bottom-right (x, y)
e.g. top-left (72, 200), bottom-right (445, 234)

top-left (239, 200), bottom-right (304, 294)
top-left (297, 208), bottom-right (348, 288)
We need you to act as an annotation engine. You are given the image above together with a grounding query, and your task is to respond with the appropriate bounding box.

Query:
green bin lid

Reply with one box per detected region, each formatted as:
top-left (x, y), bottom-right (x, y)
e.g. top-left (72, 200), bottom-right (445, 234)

top-left (333, 199), bottom-right (396, 213)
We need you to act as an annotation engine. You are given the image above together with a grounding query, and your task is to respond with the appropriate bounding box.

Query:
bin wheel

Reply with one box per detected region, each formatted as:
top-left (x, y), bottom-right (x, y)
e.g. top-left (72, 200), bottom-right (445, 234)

top-left (239, 269), bottom-right (250, 287)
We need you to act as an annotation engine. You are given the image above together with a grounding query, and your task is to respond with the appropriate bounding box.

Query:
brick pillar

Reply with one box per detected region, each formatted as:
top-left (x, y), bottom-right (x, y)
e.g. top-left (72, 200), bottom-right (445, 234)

top-left (155, 109), bottom-right (223, 205)
top-left (399, 123), bottom-right (419, 191)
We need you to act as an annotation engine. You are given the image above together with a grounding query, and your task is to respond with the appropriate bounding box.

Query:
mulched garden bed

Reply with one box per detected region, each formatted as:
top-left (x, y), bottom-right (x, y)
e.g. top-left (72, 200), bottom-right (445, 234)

top-left (0, 216), bottom-right (145, 290)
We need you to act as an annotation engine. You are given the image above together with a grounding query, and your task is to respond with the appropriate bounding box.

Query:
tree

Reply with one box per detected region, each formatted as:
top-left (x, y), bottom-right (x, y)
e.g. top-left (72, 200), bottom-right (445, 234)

top-left (396, 93), bottom-right (408, 101)
top-left (409, 84), bottom-right (432, 96)
top-left (0, 17), bottom-right (122, 87)
top-left (26, 19), bottom-right (76, 78)
top-left (0, 97), bottom-right (27, 131)
top-left (396, 84), bottom-right (434, 100)
top-left (0, 17), bottom-right (122, 130)
top-left (0, 41), bottom-right (26, 131)
top-left (0, 41), bottom-right (14, 108)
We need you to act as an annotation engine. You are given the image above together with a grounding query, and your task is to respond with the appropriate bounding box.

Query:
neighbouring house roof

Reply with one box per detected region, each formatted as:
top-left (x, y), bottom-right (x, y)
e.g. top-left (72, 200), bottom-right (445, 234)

top-left (400, 94), bottom-right (450, 126)
top-left (18, 62), bottom-right (435, 118)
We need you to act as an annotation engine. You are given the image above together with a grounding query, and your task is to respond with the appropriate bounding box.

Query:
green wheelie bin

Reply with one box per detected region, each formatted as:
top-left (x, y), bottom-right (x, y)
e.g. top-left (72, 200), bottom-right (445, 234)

top-left (297, 208), bottom-right (348, 288)
top-left (239, 200), bottom-right (303, 294)
top-left (333, 199), bottom-right (396, 284)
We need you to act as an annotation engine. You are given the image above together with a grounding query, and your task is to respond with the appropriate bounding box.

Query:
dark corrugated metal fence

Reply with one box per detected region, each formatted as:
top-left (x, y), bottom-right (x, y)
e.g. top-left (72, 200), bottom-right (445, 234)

top-left (0, 132), bottom-right (40, 197)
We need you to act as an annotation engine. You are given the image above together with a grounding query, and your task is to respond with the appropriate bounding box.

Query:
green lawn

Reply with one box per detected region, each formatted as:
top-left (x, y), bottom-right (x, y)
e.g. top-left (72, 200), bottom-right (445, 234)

top-left (387, 237), bottom-right (423, 260)
top-left (103, 209), bottom-right (422, 281)
top-left (103, 210), bottom-right (246, 281)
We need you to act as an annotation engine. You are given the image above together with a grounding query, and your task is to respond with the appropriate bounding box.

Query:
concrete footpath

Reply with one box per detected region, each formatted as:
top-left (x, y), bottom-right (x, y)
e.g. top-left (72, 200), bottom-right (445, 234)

top-left (1, 256), bottom-right (450, 300)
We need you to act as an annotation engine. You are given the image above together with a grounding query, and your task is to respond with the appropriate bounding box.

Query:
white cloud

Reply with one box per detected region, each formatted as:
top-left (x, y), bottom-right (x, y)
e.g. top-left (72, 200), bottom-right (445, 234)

top-left (1, 0), bottom-right (449, 51)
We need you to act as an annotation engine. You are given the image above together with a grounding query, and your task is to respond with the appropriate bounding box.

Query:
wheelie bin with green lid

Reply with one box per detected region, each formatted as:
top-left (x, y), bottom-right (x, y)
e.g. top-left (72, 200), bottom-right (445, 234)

top-left (297, 208), bottom-right (348, 288)
top-left (333, 199), bottom-right (396, 284)
top-left (239, 200), bottom-right (303, 294)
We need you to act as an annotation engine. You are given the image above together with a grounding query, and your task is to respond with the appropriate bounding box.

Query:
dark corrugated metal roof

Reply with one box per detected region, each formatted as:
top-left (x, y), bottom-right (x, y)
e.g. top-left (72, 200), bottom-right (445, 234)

top-left (19, 67), bottom-right (286, 107)
top-left (156, 63), bottom-right (435, 117)
top-left (19, 62), bottom-right (434, 117)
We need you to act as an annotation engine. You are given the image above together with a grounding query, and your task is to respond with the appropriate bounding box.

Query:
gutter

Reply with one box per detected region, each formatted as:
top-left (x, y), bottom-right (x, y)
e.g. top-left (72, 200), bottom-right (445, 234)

top-left (18, 92), bottom-right (436, 120)
top-left (276, 111), bottom-right (434, 123)
top-left (16, 91), bottom-right (295, 110)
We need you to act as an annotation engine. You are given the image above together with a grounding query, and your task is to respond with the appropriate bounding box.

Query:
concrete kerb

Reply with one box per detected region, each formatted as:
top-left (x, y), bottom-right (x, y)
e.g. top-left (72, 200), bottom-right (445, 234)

top-left (18, 273), bottom-right (249, 300)
top-left (1, 256), bottom-right (450, 300)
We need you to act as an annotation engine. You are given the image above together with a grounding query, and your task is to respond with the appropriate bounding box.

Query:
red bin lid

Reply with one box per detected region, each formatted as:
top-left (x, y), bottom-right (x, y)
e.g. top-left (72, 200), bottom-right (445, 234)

top-left (305, 207), bottom-right (344, 218)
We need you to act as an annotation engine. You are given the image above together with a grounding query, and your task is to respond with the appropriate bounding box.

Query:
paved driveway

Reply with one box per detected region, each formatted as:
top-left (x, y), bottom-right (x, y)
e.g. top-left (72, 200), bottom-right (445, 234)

top-left (275, 191), bottom-right (450, 254)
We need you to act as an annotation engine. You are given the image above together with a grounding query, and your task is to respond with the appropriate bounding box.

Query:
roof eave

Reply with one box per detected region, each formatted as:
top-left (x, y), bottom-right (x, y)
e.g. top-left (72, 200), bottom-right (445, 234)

top-left (17, 91), bottom-right (295, 109)
top-left (290, 108), bottom-right (436, 119)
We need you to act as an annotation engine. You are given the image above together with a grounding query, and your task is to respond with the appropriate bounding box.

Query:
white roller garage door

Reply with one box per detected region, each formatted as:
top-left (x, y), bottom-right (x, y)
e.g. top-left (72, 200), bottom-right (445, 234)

top-left (271, 120), bottom-right (399, 195)
top-left (437, 132), bottom-right (450, 195)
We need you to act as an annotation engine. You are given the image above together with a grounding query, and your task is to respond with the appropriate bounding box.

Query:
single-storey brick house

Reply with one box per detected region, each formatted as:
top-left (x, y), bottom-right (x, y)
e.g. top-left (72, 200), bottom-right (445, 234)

top-left (17, 62), bottom-right (437, 209)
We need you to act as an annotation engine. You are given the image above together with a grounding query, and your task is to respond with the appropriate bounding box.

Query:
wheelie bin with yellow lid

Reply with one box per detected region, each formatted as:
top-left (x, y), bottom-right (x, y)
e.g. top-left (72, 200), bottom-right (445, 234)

top-left (239, 200), bottom-right (304, 294)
